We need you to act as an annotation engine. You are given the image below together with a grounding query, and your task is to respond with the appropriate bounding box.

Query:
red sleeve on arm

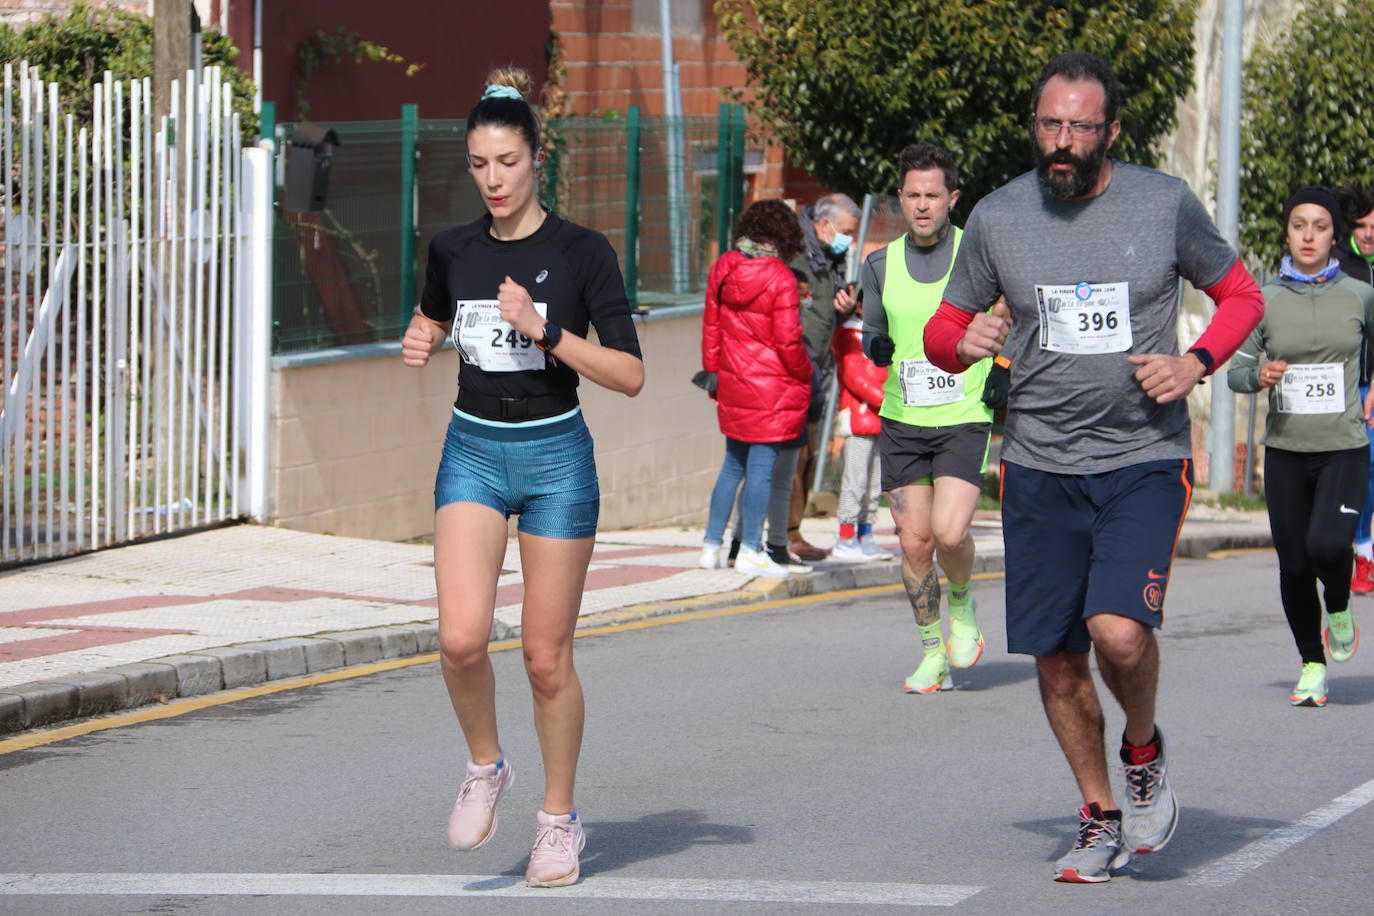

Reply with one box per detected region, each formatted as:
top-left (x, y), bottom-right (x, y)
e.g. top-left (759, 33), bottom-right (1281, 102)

top-left (924, 301), bottom-right (977, 374)
top-left (1190, 257), bottom-right (1264, 374)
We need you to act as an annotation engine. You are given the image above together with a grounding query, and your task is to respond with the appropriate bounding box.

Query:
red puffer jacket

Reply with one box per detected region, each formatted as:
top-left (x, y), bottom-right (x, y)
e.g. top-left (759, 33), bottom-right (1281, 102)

top-left (702, 250), bottom-right (813, 443)
top-left (831, 315), bottom-right (887, 436)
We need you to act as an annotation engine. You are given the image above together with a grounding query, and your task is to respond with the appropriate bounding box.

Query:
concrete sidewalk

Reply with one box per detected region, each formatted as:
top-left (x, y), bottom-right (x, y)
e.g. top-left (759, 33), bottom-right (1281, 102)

top-left (0, 504), bottom-right (1272, 735)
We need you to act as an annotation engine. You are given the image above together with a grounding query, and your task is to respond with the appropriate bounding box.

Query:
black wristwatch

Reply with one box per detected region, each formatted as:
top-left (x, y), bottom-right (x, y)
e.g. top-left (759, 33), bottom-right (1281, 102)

top-left (539, 320), bottom-right (564, 351)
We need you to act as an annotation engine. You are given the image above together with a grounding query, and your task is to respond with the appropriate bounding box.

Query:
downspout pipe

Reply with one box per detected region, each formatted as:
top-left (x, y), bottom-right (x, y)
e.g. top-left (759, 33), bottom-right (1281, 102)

top-left (253, 0), bottom-right (263, 115)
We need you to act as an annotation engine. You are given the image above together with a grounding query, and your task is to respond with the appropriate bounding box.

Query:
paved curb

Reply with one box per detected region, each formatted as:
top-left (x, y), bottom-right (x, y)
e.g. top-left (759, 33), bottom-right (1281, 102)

top-left (0, 528), bottom-right (1270, 737)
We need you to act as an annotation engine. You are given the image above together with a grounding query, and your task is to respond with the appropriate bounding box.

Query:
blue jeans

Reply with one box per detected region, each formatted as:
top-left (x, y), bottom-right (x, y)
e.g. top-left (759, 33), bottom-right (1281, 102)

top-left (705, 438), bottom-right (781, 551)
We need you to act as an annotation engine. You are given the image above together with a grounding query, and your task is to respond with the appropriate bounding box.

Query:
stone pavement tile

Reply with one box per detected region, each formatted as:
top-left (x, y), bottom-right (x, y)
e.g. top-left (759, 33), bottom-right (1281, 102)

top-left (151, 654), bottom-right (223, 697)
top-left (0, 633), bottom-right (250, 689)
top-left (301, 638), bottom-right (345, 672)
top-left (244, 638), bottom-right (310, 680)
top-left (492, 568), bottom-right (763, 629)
top-left (53, 671), bottom-right (130, 717)
top-left (44, 597), bottom-right (436, 642)
top-left (0, 626), bottom-right (80, 647)
top-left (0, 573), bottom-right (217, 613)
top-left (0, 691), bottom-right (24, 731)
top-left (315, 629), bottom-right (384, 667)
top-left (598, 550), bottom-right (711, 569)
top-left (390, 623), bottom-right (439, 654)
top-left (104, 662), bottom-right (180, 706)
top-left (25, 526), bottom-right (437, 598)
top-left (373, 626), bottom-right (419, 659)
top-left (187, 647), bottom-right (267, 690)
top-left (14, 681), bottom-right (78, 727)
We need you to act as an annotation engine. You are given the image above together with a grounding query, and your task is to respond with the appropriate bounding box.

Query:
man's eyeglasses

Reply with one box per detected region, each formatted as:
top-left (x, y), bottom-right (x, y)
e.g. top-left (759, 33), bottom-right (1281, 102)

top-left (1033, 118), bottom-right (1111, 138)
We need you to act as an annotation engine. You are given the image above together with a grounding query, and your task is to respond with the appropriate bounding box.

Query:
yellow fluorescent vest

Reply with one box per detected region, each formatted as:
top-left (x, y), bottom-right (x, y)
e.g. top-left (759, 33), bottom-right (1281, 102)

top-left (879, 227), bottom-right (992, 426)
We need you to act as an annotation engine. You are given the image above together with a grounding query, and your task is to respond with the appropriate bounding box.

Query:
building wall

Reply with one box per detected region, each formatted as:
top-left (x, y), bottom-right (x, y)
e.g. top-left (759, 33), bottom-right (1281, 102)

top-left (0, 0), bottom-right (148, 25)
top-left (222, 0), bottom-right (550, 122)
top-left (552, 0), bottom-right (786, 201)
top-left (271, 313), bottom-right (719, 540)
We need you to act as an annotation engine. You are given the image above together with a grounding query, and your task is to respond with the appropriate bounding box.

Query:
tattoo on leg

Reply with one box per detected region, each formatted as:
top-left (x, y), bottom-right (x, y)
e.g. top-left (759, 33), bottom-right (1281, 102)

top-left (889, 488), bottom-right (907, 515)
top-left (903, 567), bottom-right (941, 626)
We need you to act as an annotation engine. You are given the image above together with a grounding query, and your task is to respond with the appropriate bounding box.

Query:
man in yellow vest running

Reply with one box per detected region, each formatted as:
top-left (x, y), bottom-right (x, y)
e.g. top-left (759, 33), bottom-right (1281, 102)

top-left (861, 141), bottom-right (1005, 693)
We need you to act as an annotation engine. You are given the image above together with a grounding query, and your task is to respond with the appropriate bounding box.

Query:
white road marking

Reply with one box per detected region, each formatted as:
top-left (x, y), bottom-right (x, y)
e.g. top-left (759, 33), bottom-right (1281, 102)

top-left (0, 873), bottom-right (982, 906)
top-left (1188, 776), bottom-right (1374, 887)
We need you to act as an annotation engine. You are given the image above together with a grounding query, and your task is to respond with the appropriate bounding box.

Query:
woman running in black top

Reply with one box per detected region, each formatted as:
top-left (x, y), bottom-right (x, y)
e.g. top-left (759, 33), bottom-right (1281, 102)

top-left (401, 66), bottom-right (643, 887)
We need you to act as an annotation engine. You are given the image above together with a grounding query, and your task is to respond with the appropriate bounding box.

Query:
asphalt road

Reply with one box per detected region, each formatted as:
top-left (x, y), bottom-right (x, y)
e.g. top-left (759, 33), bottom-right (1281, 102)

top-left (2, 549), bottom-right (1372, 915)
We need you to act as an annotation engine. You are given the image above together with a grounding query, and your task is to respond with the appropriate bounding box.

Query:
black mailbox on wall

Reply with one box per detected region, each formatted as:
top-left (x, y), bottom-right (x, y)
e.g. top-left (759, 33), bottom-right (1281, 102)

top-left (284, 125), bottom-right (341, 212)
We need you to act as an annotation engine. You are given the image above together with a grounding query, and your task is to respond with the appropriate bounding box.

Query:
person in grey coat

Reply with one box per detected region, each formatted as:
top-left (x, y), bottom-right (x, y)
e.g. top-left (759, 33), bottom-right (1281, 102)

top-left (784, 193), bottom-right (861, 559)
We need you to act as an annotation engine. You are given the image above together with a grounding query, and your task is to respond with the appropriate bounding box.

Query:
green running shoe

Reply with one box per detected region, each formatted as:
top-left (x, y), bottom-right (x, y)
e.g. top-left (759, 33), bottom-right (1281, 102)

top-left (1290, 662), bottom-right (1328, 707)
top-left (903, 650), bottom-right (952, 694)
top-left (1325, 610), bottom-right (1359, 663)
top-left (947, 593), bottom-right (985, 668)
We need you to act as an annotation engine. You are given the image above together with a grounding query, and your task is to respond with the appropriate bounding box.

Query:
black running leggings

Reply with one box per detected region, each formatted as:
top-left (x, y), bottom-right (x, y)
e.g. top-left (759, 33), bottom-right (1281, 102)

top-left (1264, 445), bottom-right (1369, 664)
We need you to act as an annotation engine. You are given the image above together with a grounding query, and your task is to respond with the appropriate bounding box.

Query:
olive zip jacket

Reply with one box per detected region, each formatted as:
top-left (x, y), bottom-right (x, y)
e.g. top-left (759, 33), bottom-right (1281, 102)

top-left (1228, 272), bottom-right (1374, 452)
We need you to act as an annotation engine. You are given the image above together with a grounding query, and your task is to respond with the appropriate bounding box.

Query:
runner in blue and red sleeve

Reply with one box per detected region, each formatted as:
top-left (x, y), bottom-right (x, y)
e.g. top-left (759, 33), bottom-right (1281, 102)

top-left (923, 52), bottom-right (1262, 884)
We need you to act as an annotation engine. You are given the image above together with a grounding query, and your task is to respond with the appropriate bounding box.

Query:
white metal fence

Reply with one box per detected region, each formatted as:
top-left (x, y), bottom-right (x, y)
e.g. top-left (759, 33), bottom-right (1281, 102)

top-left (1, 63), bottom-right (272, 566)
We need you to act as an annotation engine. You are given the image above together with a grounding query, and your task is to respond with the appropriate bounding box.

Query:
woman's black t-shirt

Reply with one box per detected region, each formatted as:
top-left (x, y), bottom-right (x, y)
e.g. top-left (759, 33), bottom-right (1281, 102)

top-left (419, 211), bottom-right (642, 403)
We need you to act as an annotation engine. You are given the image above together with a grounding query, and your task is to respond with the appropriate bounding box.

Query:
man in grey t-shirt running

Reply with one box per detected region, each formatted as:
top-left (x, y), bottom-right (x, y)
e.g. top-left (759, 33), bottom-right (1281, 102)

top-left (924, 52), bottom-right (1264, 883)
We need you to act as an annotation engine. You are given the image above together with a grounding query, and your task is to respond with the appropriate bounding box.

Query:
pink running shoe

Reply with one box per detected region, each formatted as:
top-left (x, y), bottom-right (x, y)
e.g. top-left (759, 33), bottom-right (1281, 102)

top-left (525, 809), bottom-right (586, 887)
top-left (446, 758), bottom-right (514, 850)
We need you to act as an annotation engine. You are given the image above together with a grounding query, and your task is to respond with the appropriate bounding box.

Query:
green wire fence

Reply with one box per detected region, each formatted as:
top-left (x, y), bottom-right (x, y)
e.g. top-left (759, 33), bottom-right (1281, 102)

top-left (268, 105), bottom-right (750, 355)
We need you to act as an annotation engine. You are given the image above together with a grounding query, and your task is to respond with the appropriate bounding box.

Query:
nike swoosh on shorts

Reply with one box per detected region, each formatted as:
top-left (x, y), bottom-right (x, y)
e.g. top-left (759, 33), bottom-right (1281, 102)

top-left (1340, 505), bottom-right (1360, 514)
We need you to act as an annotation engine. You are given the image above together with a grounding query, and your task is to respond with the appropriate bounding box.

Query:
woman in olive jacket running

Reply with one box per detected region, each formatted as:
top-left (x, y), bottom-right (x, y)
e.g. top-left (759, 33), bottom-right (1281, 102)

top-left (1229, 186), bottom-right (1374, 707)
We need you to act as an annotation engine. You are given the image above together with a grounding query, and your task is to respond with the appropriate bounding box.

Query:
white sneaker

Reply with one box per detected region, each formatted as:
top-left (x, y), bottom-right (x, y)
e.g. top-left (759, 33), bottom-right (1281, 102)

top-left (734, 546), bottom-right (789, 578)
top-left (699, 544), bottom-right (723, 569)
top-left (858, 536), bottom-right (894, 561)
top-left (830, 537), bottom-right (866, 562)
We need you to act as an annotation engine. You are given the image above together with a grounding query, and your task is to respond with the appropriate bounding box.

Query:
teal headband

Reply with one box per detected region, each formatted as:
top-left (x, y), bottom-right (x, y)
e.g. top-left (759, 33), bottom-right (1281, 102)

top-left (482, 84), bottom-right (524, 102)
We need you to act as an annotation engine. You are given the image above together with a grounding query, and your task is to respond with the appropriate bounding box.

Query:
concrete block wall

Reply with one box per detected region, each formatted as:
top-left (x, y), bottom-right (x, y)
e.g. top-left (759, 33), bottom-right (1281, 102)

top-left (270, 311), bottom-right (720, 541)
top-left (581, 313), bottom-right (719, 530)
top-left (271, 348), bottom-right (458, 541)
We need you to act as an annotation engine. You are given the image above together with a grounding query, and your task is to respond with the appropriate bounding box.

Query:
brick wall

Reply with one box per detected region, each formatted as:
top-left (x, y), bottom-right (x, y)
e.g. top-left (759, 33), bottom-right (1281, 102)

top-left (552, 0), bottom-right (786, 201)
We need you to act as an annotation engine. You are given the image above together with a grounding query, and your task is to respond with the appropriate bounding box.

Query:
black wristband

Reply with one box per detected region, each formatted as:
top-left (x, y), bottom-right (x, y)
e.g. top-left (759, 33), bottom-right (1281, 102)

top-left (539, 320), bottom-right (564, 351)
top-left (1187, 347), bottom-right (1214, 373)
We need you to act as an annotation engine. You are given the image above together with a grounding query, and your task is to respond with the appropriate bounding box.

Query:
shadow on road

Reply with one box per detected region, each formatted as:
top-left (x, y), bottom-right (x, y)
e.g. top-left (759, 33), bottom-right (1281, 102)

top-left (1011, 805), bottom-right (1287, 881)
top-left (944, 660), bottom-right (1036, 692)
top-left (474, 809), bottom-right (754, 881)
top-left (578, 809), bottom-right (754, 875)
top-left (1265, 673), bottom-right (1374, 706)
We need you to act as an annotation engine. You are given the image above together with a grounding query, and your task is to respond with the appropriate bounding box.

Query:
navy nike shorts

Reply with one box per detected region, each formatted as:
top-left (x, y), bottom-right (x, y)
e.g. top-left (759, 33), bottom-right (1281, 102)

top-left (1000, 457), bottom-right (1193, 656)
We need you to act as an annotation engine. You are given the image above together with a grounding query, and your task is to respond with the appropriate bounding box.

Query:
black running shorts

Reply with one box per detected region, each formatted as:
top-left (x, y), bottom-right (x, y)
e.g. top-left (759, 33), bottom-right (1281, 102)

top-left (878, 419), bottom-right (991, 492)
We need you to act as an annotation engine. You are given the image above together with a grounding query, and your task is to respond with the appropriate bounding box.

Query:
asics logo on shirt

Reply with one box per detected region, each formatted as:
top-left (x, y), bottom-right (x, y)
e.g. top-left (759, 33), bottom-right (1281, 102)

top-left (536, 269), bottom-right (549, 283)
top-left (1340, 504), bottom-right (1360, 514)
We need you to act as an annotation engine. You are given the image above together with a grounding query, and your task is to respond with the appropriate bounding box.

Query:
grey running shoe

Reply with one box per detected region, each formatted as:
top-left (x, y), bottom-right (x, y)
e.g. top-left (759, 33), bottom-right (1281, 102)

top-left (1054, 802), bottom-right (1129, 883)
top-left (1120, 729), bottom-right (1179, 854)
